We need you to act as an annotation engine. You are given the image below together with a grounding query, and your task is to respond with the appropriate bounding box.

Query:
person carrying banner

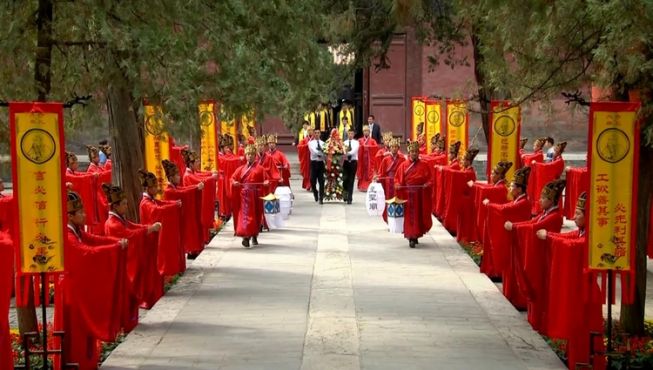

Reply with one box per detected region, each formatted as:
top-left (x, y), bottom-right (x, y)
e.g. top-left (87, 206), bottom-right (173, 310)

top-left (231, 144), bottom-right (268, 247)
top-left (162, 159), bottom-right (205, 258)
top-left (504, 178), bottom-right (565, 332)
top-left (103, 184), bottom-right (163, 329)
top-left (268, 134), bottom-right (291, 187)
top-left (139, 170), bottom-right (186, 276)
top-left (394, 141), bottom-right (433, 248)
top-left (59, 191), bottom-right (128, 370)
top-left (356, 125), bottom-right (379, 191)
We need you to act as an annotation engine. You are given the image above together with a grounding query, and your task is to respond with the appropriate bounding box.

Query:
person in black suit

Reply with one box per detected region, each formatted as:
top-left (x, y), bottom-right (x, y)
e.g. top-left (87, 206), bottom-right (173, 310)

top-left (367, 115), bottom-right (382, 144)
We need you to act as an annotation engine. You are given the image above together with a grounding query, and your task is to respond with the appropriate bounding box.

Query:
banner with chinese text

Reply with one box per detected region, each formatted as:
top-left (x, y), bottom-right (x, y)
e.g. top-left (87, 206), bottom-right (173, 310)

top-left (240, 112), bottom-right (257, 138)
top-left (425, 99), bottom-right (442, 152)
top-left (199, 101), bottom-right (218, 171)
top-left (587, 102), bottom-right (640, 271)
top-left (219, 107), bottom-right (238, 153)
top-left (144, 103), bottom-right (170, 196)
top-left (10, 102), bottom-right (66, 273)
top-left (411, 97), bottom-right (426, 141)
top-left (445, 101), bottom-right (469, 163)
top-left (488, 101), bottom-right (521, 182)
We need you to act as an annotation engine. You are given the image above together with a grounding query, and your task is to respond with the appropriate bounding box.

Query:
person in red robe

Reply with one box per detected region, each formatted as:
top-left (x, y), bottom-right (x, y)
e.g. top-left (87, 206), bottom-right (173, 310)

top-left (65, 151), bottom-right (104, 234)
top-left (85, 145), bottom-right (102, 174)
top-left (297, 126), bottom-right (313, 191)
top-left (0, 180), bottom-right (14, 235)
top-left (356, 125), bottom-right (379, 191)
top-left (417, 126), bottom-right (427, 156)
top-left (518, 138), bottom-right (528, 157)
top-left (536, 192), bottom-right (606, 370)
top-left (0, 231), bottom-right (12, 370)
top-left (138, 170), bottom-right (186, 276)
top-left (268, 134), bottom-right (291, 187)
top-left (231, 144), bottom-right (268, 248)
top-left (86, 145), bottom-right (112, 235)
top-left (481, 167), bottom-right (532, 307)
top-left (373, 132), bottom-right (394, 173)
top-left (394, 141), bottom-right (433, 248)
top-left (442, 147), bottom-right (478, 234)
top-left (103, 184), bottom-right (163, 328)
top-left (217, 136), bottom-right (245, 220)
top-left (59, 191), bottom-right (128, 370)
top-left (459, 160), bottom-right (512, 244)
top-left (181, 149), bottom-right (218, 243)
top-left (376, 138), bottom-right (406, 223)
top-left (255, 136), bottom-right (281, 194)
top-left (521, 137), bottom-right (545, 167)
top-left (563, 165), bottom-right (588, 219)
top-left (504, 178), bottom-right (565, 332)
top-left (162, 159), bottom-right (205, 257)
top-left (99, 144), bottom-right (113, 171)
top-left (528, 141), bottom-right (566, 215)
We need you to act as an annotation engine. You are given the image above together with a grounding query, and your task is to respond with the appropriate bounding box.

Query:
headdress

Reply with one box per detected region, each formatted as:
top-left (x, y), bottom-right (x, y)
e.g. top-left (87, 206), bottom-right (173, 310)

top-left (541, 178), bottom-right (566, 203)
top-left (382, 131), bottom-right (393, 143)
top-left (101, 184), bottom-right (127, 205)
top-left (162, 159), bottom-right (179, 178)
top-left (576, 192), bottom-right (587, 213)
top-left (519, 138), bottom-right (528, 149)
top-left (267, 134), bottom-right (277, 144)
top-left (245, 144), bottom-right (257, 155)
top-left (430, 133), bottom-right (441, 146)
top-left (255, 136), bottom-right (267, 146)
top-left (65, 151), bottom-right (77, 165)
top-left (138, 169), bottom-right (158, 188)
top-left (407, 140), bottom-right (420, 152)
top-left (181, 149), bottom-right (199, 167)
top-left (449, 141), bottom-right (461, 156)
top-left (512, 166), bottom-right (531, 189)
top-left (416, 122), bottom-right (425, 135)
top-left (389, 138), bottom-right (401, 147)
top-left (86, 145), bottom-right (99, 161)
top-left (67, 191), bottom-right (84, 214)
top-left (463, 147), bottom-right (479, 162)
top-left (555, 141), bottom-right (568, 155)
top-left (492, 161), bottom-right (513, 178)
top-left (436, 135), bottom-right (446, 150)
top-left (534, 137), bottom-right (547, 149)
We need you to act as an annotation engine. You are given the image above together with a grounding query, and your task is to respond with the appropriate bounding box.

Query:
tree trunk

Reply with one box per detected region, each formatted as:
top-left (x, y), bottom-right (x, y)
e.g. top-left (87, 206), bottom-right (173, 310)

top-left (471, 28), bottom-right (490, 145)
top-left (17, 0), bottom-right (54, 336)
top-left (619, 140), bottom-right (653, 335)
top-left (106, 61), bottom-right (144, 222)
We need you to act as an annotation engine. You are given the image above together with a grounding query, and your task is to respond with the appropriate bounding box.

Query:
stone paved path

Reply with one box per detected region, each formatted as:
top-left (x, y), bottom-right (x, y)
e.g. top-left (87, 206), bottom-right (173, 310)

top-left (102, 169), bottom-right (566, 370)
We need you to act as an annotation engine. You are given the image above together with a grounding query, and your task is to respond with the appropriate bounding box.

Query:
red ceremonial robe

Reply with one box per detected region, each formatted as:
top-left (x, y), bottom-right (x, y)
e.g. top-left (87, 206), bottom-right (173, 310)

top-left (140, 193), bottom-right (186, 276)
top-left (0, 195), bottom-right (15, 235)
top-left (297, 138), bottom-right (311, 191)
top-left (0, 232), bottom-right (12, 370)
top-left (86, 162), bottom-right (102, 174)
top-left (270, 149), bottom-right (291, 187)
top-left (163, 184), bottom-right (204, 254)
top-left (434, 160), bottom-right (461, 218)
top-left (357, 137), bottom-right (379, 191)
top-left (456, 180), bottom-right (505, 244)
top-left (183, 169), bottom-right (218, 243)
top-left (217, 154), bottom-right (245, 218)
top-left (378, 154), bottom-right (406, 223)
top-left (93, 170), bottom-right (113, 236)
top-left (168, 139), bottom-right (188, 184)
top-left (57, 226), bottom-right (126, 370)
top-left (257, 152), bottom-right (281, 194)
top-left (231, 162), bottom-right (267, 238)
top-left (394, 159), bottom-right (433, 239)
top-left (563, 167), bottom-right (588, 219)
top-left (103, 159), bottom-right (112, 172)
top-left (66, 169), bottom-right (102, 232)
top-left (512, 206), bottom-right (563, 332)
top-left (529, 158), bottom-right (565, 214)
top-left (545, 231), bottom-right (605, 370)
top-left (472, 181), bottom-right (508, 243)
top-left (521, 150), bottom-right (543, 168)
top-left (483, 194), bottom-right (531, 307)
top-left (442, 167), bottom-right (476, 233)
top-left (105, 212), bottom-right (163, 316)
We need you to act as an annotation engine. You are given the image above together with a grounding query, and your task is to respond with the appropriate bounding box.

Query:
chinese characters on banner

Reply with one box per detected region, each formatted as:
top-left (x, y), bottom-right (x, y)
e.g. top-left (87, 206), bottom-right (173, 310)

top-left (143, 103), bottom-right (170, 197)
top-left (410, 97), bottom-right (427, 142)
top-left (425, 99), bottom-right (442, 153)
top-left (445, 101), bottom-right (469, 163)
top-left (488, 101), bottom-right (521, 182)
top-left (10, 102), bottom-right (66, 273)
top-left (198, 101), bottom-right (218, 172)
top-left (587, 102), bottom-right (640, 271)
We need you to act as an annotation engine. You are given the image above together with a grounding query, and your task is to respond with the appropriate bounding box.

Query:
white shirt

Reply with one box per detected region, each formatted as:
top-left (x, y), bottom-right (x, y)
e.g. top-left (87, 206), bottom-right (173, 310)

top-left (344, 139), bottom-right (360, 161)
top-left (308, 139), bottom-right (325, 161)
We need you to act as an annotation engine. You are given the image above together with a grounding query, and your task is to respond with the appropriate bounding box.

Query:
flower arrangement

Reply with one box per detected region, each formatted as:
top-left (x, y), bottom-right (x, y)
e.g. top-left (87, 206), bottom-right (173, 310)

top-left (324, 134), bottom-right (345, 201)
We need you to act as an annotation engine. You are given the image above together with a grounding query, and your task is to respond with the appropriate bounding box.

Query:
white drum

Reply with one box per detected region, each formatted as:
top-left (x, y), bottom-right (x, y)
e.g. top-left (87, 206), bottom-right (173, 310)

top-left (275, 186), bottom-right (293, 219)
top-left (365, 182), bottom-right (386, 217)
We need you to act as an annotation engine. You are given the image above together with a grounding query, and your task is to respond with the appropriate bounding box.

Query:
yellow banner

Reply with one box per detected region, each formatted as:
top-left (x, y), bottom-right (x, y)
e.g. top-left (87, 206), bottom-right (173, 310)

top-left (445, 101), bottom-right (469, 162)
top-left (304, 111), bottom-right (316, 130)
top-left (425, 100), bottom-right (441, 152)
top-left (144, 103), bottom-right (170, 197)
top-left (489, 102), bottom-right (520, 183)
top-left (240, 112), bottom-right (256, 138)
top-left (199, 101), bottom-right (218, 171)
top-left (411, 98), bottom-right (426, 141)
top-left (588, 103), bottom-right (639, 271)
top-left (219, 107), bottom-right (238, 153)
top-left (11, 103), bottom-right (65, 273)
